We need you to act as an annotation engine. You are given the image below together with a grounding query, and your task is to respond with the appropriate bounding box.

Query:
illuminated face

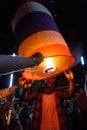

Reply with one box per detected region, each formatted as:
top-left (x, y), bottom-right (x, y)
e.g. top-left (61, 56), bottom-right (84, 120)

top-left (45, 75), bottom-right (57, 87)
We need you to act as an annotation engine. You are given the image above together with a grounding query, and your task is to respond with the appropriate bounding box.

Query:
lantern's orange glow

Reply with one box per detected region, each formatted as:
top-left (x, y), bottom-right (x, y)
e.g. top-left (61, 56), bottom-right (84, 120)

top-left (43, 57), bottom-right (56, 74)
top-left (12, 1), bottom-right (75, 80)
top-left (18, 31), bottom-right (75, 80)
top-left (21, 55), bottom-right (74, 80)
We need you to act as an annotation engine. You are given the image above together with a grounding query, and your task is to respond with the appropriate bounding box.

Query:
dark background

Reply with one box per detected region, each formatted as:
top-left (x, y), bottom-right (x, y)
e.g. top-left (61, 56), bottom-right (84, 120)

top-left (0, 0), bottom-right (87, 89)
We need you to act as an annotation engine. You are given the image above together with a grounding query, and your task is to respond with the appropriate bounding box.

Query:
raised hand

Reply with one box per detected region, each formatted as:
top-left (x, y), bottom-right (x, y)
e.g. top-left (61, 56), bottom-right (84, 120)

top-left (64, 69), bottom-right (74, 80)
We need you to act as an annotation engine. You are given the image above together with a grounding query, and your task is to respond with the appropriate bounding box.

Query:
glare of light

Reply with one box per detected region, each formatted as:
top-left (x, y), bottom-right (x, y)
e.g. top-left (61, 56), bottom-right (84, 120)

top-left (9, 53), bottom-right (16, 88)
top-left (6, 109), bottom-right (12, 125)
top-left (12, 53), bottom-right (16, 57)
top-left (9, 74), bottom-right (14, 88)
top-left (43, 57), bottom-right (56, 74)
top-left (81, 56), bottom-right (84, 65)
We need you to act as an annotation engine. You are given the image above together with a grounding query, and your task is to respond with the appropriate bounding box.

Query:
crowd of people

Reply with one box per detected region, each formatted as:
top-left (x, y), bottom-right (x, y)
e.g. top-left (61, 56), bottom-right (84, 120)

top-left (0, 69), bottom-right (87, 130)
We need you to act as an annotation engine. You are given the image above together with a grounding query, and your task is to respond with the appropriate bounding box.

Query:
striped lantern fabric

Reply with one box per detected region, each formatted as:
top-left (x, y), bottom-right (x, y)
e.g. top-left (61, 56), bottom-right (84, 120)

top-left (12, 1), bottom-right (75, 80)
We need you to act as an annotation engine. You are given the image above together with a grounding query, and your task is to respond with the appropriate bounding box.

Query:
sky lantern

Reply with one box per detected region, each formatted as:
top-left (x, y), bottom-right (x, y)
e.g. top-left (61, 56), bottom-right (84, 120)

top-left (12, 0), bottom-right (75, 80)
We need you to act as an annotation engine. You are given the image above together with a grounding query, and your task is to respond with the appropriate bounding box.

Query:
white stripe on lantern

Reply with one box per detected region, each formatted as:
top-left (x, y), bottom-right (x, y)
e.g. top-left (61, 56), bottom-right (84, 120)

top-left (12, 1), bottom-right (53, 32)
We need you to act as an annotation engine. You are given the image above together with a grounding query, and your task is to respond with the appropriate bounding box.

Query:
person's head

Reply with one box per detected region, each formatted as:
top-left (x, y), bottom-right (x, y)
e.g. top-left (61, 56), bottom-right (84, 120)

top-left (44, 75), bottom-right (57, 87)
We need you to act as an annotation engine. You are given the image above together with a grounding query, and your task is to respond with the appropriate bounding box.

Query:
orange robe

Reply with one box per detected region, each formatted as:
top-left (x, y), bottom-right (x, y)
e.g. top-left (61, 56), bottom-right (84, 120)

top-left (40, 93), bottom-right (60, 130)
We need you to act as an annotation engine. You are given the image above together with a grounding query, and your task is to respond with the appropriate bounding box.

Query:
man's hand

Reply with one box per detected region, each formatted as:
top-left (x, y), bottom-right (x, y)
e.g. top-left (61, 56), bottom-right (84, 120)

top-left (18, 77), bottom-right (33, 88)
top-left (64, 69), bottom-right (74, 80)
top-left (31, 52), bottom-right (44, 65)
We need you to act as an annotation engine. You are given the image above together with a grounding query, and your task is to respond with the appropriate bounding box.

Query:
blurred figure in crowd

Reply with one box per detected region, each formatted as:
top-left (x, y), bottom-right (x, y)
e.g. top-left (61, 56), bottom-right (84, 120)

top-left (22, 69), bottom-right (74, 130)
top-left (74, 72), bottom-right (87, 130)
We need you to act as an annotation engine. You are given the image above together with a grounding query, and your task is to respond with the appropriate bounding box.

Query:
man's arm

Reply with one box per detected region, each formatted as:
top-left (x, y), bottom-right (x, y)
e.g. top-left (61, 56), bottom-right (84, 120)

top-left (64, 69), bottom-right (74, 95)
top-left (0, 85), bottom-right (18, 99)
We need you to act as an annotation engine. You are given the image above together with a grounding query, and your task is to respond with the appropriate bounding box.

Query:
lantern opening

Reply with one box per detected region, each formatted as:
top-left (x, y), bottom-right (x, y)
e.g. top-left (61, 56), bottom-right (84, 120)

top-left (43, 57), bottom-right (56, 74)
top-left (43, 65), bottom-right (56, 74)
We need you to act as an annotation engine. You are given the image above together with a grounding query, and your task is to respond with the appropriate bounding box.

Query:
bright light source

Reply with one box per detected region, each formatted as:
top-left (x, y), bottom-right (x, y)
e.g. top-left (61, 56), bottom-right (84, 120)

top-left (9, 74), bottom-right (14, 88)
top-left (43, 57), bottom-right (56, 74)
top-left (12, 53), bottom-right (16, 57)
top-left (9, 53), bottom-right (16, 88)
top-left (81, 56), bottom-right (84, 65)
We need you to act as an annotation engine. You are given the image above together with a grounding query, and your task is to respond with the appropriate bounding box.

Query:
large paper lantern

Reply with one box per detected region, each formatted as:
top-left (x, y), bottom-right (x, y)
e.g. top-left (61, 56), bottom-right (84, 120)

top-left (12, 1), bottom-right (75, 80)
